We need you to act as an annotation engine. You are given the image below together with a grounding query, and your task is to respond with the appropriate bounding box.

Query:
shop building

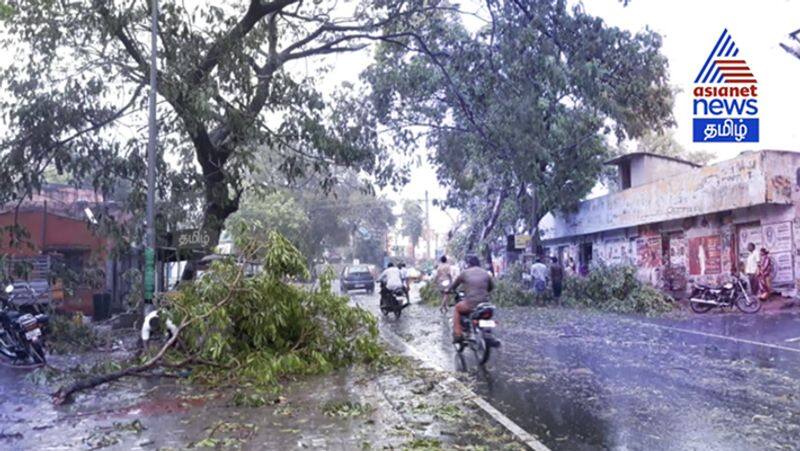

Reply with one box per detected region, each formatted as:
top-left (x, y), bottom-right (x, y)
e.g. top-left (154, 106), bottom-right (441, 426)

top-left (540, 150), bottom-right (800, 296)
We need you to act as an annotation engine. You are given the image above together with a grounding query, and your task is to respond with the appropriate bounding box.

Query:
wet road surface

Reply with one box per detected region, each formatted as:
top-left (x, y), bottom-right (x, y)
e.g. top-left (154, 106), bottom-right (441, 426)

top-left (348, 285), bottom-right (800, 450)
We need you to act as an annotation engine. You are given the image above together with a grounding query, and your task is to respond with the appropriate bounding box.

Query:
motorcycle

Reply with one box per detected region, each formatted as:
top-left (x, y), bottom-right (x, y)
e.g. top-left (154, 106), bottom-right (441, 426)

top-left (452, 291), bottom-right (500, 365)
top-left (0, 284), bottom-right (49, 365)
top-left (689, 274), bottom-right (760, 314)
top-left (380, 283), bottom-right (408, 319)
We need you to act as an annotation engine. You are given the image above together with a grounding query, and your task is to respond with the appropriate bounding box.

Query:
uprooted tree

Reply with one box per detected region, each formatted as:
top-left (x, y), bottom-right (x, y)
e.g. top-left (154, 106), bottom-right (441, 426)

top-left (0, 0), bottom-right (443, 254)
top-left (53, 228), bottom-right (382, 404)
top-left (363, 0), bottom-right (675, 259)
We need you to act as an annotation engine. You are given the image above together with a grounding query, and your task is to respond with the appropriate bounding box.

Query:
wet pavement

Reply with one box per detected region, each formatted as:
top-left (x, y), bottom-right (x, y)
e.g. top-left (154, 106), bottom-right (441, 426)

top-left (0, 310), bottom-right (525, 450)
top-left (348, 284), bottom-right (800, 451)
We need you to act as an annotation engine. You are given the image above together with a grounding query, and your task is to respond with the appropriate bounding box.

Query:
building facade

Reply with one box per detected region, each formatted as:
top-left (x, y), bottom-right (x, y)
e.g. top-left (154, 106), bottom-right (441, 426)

top-left (0, 185), bottom-right (132, 315)
top-left (541, 150), bottom-right (800, 295)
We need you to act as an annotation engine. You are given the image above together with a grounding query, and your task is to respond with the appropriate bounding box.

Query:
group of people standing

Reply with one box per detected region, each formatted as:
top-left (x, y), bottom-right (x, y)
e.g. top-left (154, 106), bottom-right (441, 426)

top-left (744, 243), bottom-right (776, 301)
top-left (530, 255), bottom-right (574, 299)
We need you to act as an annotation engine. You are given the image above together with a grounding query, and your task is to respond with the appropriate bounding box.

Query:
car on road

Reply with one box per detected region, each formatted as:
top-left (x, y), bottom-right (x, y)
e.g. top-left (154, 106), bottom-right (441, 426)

top-left (340, 265), bottom-right (375, 293)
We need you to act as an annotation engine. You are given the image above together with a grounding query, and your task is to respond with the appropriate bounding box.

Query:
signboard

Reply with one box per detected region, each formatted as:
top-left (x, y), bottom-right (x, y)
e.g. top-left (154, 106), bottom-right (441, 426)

top-left (144, 247), bottom-right (155, 301)
top-left (773, 252), bottom-right (794, 285)
top-left (172, 229), bottom-right (216, 251)
top-left (513, 234), bottom-right (531, 250)
top-left (762, 222), bottom-right (792, 253)
top-left (688, 235), bottom-right (722, 275)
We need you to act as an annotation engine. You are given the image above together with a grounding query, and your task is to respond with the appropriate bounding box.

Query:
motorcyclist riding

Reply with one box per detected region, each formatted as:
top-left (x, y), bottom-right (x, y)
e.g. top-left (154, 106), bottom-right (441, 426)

top-left (379, 262), bottom-right (405, 308)
top-left (447, 255), bottom-right (494, 343)
top-left (398, 262), bottom-right (410, 302)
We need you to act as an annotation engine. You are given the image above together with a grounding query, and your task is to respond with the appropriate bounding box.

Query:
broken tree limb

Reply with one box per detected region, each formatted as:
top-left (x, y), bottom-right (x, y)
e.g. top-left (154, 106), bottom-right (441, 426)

top-left (51, 266), bottom-right (246, 405)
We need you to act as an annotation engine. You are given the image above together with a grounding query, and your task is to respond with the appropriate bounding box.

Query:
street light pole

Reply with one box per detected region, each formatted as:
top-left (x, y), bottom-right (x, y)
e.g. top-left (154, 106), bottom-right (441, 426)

top-left (144, 0), bottom-right (158, 305)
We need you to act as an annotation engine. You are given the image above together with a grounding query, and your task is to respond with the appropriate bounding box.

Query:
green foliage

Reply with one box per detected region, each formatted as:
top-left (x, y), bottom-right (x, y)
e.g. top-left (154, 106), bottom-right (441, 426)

top-left (229, 178), bottom-right (396, 266)
top-left (321, 400), bottom-right (374, 418)
top-left (165, 232), bottom-right (382, 389)
top-left (47, 314), bottom-right (103, 354)
top-left (228, 192), bottom-right (311, 257)
top-left (365, 0), bottom-right (675, 254)
top-left (562, 264), bottom-right (673, 315)
top-left (0, 1), bottom-right (426, 251)
top-left (489, 264), bottom-right (549, 307)
top-left (259, 230), bottom-right (309, 280)
top-left (490, 279), bottom-right (537, 307)
top-left (401, 201), bottom-right (425, 247)
top-left (419, 281), bottom-right (440, 306)
top-left (0, 2), bottom-right (13, 20)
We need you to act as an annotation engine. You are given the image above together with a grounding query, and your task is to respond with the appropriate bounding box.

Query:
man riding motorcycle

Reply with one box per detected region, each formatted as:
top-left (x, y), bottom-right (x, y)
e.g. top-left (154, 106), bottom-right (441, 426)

top-left (379, 262), bottom-right (405, 308)
top-left (447, 255), bottom-right (494, 343)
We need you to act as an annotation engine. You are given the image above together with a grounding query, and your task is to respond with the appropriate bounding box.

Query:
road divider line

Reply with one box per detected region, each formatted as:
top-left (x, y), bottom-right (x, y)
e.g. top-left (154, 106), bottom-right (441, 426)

top-left (379, 329), bottom-right (550, 451)
top-left (784, 336), bottom-right (800, 343)
top-left (636, 321), bottom-right (800, 354)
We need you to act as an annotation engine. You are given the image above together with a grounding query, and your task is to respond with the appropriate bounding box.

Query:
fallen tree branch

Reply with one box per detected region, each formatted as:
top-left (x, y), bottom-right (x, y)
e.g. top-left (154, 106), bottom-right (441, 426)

top-left (52, 267), bottom-right (246, 405)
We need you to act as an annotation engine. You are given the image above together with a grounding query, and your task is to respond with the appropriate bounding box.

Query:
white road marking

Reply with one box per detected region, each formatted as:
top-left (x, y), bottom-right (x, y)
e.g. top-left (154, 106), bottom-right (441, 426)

top-left (633, 320), bottom-right (800, 354)
top-left (784, 336), bottom-right (800, 343)
top-left (379, 329), bottom-right (549, 451)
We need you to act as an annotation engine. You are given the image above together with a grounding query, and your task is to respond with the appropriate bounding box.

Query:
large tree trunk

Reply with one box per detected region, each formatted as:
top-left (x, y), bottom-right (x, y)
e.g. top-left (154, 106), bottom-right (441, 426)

top-left (526, 189), bottom-right (539, 255)
top-left (465, 186), bottom-right (508, 265)
top-left (180, 142), bottom-right (241, 281)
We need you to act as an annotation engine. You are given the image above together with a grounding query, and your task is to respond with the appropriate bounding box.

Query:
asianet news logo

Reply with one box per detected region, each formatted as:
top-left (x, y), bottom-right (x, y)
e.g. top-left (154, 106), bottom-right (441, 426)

top-left (692, 28), bottom-right (759, 143)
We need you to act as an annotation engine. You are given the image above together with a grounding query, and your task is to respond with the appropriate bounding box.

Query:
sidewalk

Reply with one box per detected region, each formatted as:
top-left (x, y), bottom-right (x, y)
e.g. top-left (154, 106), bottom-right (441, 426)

top-left (1, 354), bottom-right (526, 450)
top-left (676, 294), bottom-right (800, 315)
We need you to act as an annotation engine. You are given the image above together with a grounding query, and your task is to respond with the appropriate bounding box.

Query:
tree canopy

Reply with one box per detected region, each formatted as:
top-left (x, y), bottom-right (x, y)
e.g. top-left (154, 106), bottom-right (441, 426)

top-left (364, 0), bottom-right (674, 258)
top-left (0, 0), bottom-right (436, 249)
top-left (229, 172), bottom-right (395, 266)
top-left (400, 200), bottom-right (424, 248)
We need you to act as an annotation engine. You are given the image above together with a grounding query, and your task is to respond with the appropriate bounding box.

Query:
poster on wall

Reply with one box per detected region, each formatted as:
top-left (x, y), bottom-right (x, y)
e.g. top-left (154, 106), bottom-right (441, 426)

top-left (773, 251), bottom-right (794, 285)
top-left (669, 235), bottom-right (687, 267)
top-left (688, 235), bottom-right (722, 275)
top-left (762, 222), bottom-right (793, 254)
top-left (738, 225), bottom-right (762, 255)
top-left (636, 235), bottom-right (662, 268)
top-left (603, 238), bottom-right (627, 265)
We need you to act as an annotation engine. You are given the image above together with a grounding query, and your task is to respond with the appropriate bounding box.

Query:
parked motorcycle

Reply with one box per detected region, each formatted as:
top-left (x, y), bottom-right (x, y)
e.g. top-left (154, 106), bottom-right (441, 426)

top-left (452, 292), bottom-right (500, 365)
top-left (0, 284), bottom-right (49, 365)
top-left (380, 283), bottom-right (408, 319)
top-left (689, 274), bottom-right (760, 314)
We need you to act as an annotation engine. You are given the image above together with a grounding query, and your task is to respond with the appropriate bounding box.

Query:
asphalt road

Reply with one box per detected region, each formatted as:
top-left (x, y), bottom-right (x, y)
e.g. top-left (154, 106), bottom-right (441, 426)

top-left (347, 284), bottom-right (800, 451)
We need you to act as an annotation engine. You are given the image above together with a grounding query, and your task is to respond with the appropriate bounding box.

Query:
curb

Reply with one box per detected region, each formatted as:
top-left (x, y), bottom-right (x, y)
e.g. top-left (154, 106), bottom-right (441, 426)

top-left (379, 329), bottom-right (550, 451)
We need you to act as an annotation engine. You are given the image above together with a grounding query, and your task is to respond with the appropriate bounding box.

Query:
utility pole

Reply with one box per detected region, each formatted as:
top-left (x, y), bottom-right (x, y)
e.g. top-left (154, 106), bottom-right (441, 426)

top-left (424, 191), bottom-right (431, 259)
top-left (144, 0), bottom-right (158, 308)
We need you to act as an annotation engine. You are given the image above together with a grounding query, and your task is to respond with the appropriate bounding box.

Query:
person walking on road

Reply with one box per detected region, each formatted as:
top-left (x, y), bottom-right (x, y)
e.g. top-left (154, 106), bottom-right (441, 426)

top-left (435, 256), bottom-right (453, 312)
top-left (757, 247), bottom-right (774, 301)
top-left (550, 256), bottom-right (564, 301)
top-left (744, 242), bottom-right (759, 295)
top-left (530, 257), bottom-right (548, 294)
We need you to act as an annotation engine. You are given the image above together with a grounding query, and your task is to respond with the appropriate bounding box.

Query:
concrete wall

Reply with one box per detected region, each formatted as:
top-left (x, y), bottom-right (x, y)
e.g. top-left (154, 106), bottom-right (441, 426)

top-left (545, 151), bottom-right (794, 240)
top-left (541, 150), bottom-right (800, 296)
top-left (544, 202), bottom-right (799, 294)
top-left (630, 154), bottom-right (696, 188)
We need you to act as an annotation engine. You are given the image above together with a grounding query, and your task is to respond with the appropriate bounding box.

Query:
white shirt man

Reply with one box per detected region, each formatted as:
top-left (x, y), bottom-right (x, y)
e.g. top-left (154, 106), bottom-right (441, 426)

top-left (530, 260), bottom-right (549, 293)
top-left (745, 246), bottom-right (759, 275)
top-left (379, 265), bottom-right (404, 290)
